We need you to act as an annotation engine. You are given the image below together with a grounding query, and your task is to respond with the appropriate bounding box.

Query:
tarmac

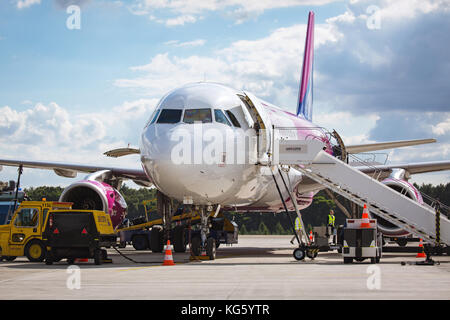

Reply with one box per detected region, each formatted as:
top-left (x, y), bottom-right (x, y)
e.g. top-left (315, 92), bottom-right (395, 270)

top-left (0, 235), bottom-right (449, 300)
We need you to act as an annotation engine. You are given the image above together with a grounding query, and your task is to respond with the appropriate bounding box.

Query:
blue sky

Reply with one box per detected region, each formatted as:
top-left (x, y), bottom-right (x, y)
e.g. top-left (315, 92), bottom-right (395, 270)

top-left (0, 0), bottom-right (449, 188)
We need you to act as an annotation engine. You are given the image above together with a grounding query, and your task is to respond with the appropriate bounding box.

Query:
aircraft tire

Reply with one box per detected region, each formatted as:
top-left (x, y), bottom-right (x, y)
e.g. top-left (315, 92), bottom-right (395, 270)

top-left (132, 234), bottom-right (149, 251)
top-left (173, 226), bottom-right (187, 253)
top-left (190, 236), bottom-right (201, 256)
top-left (206, 237), bottom-right (216, 260)
top-left (150, 226), bottom-right (164, 253)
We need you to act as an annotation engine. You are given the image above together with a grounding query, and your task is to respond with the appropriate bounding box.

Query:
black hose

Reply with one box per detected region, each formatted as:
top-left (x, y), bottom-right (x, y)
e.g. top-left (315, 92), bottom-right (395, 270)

top-left (112, 246), bottom-right (158, 264)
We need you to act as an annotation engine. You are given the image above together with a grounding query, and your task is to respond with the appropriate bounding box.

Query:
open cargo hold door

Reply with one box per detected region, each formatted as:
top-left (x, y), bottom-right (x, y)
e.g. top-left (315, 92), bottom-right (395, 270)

top-left (237, 92), bottom-right (272, 165)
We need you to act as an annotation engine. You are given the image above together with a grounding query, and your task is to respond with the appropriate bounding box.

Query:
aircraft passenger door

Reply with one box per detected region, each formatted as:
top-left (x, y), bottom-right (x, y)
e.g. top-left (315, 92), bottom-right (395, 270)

top-left (238, 92), bottom-right (272, 165)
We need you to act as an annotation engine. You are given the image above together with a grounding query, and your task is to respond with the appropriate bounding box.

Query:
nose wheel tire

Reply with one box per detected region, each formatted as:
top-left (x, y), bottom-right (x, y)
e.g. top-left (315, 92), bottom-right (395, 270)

top-left (206, 237), bottom-right (216, 260)
top-left (190, 236), bottom-right (202, 256)
top-left (293, 248), bottom-right (306, 261)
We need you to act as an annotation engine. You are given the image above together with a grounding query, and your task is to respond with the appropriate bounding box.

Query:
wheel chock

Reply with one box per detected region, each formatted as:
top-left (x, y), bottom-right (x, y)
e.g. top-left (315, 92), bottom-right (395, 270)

top-left (101, 258), bottom-right (113, 264)
top-left (189, 255), bottom-right (211, 261)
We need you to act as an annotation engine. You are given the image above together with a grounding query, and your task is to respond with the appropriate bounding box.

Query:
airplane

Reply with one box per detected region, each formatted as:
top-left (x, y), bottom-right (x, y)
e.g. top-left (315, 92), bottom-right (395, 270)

top-left (1, 11), bottom-right (449, 259)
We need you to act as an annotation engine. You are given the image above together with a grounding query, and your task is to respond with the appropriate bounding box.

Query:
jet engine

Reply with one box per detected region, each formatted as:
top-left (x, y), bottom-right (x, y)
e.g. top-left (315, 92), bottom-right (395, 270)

top-left (59, 179), bottom-right (127, 228)
top-left (372, 177), bottom-right (423, 237)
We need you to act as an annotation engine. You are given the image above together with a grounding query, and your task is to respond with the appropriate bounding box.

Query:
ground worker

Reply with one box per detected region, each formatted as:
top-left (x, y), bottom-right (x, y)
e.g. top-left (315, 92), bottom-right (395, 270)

top-left (327, 209), bottom-right (336, 244)
top-left (290, 216), bottom-right (303, 244)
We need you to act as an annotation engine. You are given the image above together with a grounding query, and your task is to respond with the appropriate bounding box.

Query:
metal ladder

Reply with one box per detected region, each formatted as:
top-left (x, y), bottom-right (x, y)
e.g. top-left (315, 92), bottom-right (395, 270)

top-left (292, 150), bottom-right (450, 245)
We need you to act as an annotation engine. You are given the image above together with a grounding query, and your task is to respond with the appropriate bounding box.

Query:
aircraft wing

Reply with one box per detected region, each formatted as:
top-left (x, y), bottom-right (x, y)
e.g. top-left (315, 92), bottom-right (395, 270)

top-left (0, 158), bottom-right (151, 187)
top-left (354, 160), bottom-right (450, 176)
top-left (346, 138), bottom-right (436, 154)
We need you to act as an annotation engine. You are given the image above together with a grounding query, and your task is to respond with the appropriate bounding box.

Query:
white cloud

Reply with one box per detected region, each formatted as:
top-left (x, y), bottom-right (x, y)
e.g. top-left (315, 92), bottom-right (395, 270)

top-left (0, 98), bottom-right (163, 187)
top-left (164, 39), bottom-right (206, 47)
top-left (165, 14), bottom-right (197, 26)
top-left (128, 0), bottom-right (340, 25)
top-left (432, 115), bottom-right (450, 136)
top-left (115, 22), bottom-right (341, 105)
top-left (0, 99), bottom-right (158, 168)
top-left (372, 0), bottom-right (450, 21)
top-left (315, 110), bottom-right (380, 144)
top-left (16, 0), bottom-right (41, 9)
top-left (326, 10), bottom-right (357, 24)
top-left (0, 103), bottom-right (105, 149)
top-left (389, 143), bottom-right (450, 165)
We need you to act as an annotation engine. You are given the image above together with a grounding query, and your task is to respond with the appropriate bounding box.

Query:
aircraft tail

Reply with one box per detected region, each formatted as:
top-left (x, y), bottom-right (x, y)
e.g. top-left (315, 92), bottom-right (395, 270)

top-left (296, 11), bottom-right (315, 121)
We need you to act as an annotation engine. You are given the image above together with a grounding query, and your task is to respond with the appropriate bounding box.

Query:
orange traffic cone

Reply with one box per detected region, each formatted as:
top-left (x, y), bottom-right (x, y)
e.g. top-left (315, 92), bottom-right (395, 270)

top-left (360, 204), bottom-right (371, 228)
top-left (162, 240), bottom-right (175, 266)
top-left (416, 239), bottom-right (426, 258)
top-left (309, 230), bottom-right (314, 242)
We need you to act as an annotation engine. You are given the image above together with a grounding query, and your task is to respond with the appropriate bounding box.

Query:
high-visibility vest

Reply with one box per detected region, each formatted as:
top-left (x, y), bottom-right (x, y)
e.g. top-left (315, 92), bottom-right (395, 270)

top-left (295, 217), bottom-right (302, 231)
top-left (328, 214), bottom-right (335, 226)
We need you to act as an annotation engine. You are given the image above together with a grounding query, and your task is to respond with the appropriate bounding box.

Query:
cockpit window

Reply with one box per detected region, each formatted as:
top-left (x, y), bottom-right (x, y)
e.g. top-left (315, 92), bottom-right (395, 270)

top-left (157, 109), bottom-right (182, 124)
top-left (149, 109), bottom-right (161, 125)
top-left (225, 110), bottom-right (241, 128)
top-left (214, 109), bottom-right (231, 126)
top-left (183, 109), bottom-right (212, 124)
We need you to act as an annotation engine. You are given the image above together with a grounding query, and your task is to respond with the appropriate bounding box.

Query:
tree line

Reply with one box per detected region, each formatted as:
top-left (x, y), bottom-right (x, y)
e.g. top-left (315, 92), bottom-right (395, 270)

top-left (24, 182), bottom-right (450, 235)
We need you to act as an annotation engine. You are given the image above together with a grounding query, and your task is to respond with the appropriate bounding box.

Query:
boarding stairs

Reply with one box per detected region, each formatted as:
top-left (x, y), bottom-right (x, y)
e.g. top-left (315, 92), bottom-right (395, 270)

top-left (272, 136), bottom-right (450, 246)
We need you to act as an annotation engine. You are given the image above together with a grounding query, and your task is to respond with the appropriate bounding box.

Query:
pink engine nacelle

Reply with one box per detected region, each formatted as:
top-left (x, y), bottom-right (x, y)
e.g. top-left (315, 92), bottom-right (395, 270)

top-left (59, 180), bottom-right (128, 228)
top-left (372, 178), bottom-right (423, 237)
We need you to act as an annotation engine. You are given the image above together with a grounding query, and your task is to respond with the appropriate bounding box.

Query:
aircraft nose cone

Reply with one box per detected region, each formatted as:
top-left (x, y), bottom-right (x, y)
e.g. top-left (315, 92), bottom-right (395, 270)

top-left (141, 123), bottom-right (240, 204)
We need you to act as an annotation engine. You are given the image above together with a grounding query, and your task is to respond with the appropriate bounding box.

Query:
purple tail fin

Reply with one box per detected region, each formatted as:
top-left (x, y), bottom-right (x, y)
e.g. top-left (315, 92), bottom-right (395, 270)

top-left (296, 11), bottom-right (315, 121)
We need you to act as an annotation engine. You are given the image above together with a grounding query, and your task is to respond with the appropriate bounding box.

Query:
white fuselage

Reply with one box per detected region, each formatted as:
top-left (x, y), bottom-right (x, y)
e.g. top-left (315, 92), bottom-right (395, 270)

top-left (140, 83), bottom-right (332, 212)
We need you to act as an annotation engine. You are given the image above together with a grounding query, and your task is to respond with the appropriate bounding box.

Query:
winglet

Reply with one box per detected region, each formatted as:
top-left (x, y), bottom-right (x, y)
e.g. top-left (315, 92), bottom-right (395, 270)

top-left (296, 11), bottom-right (315, 121)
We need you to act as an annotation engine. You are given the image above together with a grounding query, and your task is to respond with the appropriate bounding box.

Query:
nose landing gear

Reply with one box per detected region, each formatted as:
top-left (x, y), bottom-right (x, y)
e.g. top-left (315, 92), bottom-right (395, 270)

top-left (190, 206), bottom-right (216, 260)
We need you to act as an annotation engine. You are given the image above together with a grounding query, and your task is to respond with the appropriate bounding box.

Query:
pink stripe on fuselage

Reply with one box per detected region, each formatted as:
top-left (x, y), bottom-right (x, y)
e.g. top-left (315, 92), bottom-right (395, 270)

top-left (261, 102), bottom-right (333, 155)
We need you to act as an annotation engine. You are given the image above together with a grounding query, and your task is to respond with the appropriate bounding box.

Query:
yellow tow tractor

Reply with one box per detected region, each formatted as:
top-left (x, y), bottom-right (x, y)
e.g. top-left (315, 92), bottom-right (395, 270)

top-left (0, 200), bottom-right (73, 262)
